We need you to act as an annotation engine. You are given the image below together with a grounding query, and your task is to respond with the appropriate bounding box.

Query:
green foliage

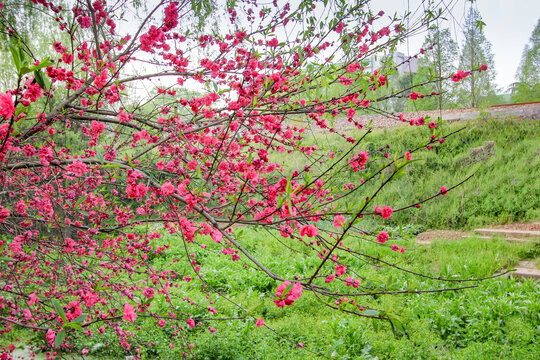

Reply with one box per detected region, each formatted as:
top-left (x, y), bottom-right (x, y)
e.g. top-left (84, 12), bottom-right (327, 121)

top-left (350, 118), bottom-right (539, 229)
top-left (512, 18), bottom-right (540, 102)
top-left (456, 7), bottom-right (498, 107)
top-left (412, 27), bottom-right (459, 110)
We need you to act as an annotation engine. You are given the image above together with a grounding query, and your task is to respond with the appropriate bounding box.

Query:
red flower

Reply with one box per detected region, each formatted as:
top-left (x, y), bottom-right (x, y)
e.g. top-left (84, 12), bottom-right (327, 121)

top-left (267, 38), bottom-right (279, 47)
top-left (335, 264), bottom-right (347, 277)
top-left (123, 303), bottom-right (137, 322)
top-left (299, 224), bottom-right (318, 237)
top-left (409, 92), bottom-right (419, 100)
top-left (0, 92), bottom-right (15, 119)
top-left (375, 205), bottom-right (393, 219)
top-left (274, 281), bottom-right (303, 308)
top-left (377, 231), bottom-right (389, 243)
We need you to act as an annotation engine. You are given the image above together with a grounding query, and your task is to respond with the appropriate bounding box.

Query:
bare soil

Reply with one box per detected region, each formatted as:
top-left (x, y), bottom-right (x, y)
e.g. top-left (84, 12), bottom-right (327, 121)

top-left (490, 222), bottom-right (540, 232)
top-left (332, 101), bottom-right (540, 131)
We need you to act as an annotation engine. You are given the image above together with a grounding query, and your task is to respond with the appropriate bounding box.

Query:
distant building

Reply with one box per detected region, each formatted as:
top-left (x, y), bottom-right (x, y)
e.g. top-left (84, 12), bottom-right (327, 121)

top-left (393, 52), bottom-right (418, 74)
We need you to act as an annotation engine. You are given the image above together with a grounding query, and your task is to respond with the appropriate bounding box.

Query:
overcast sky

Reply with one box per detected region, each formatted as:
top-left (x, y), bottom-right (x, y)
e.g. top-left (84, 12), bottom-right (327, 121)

top-left (374, 0), bottom-right (539, 92)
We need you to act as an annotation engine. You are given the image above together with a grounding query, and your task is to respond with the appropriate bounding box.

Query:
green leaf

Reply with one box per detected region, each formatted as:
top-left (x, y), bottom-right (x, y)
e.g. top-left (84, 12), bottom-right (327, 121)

top-left (73, 314), bottom-right (86, 324)
top-left (75, 195), bottom-right (88, 208)
top-left (29, 58), bottom-right (53, 72)
top-left (9, 41), bottom-right (21, 73)
top-left (34, 70), bottom-right (48, 90)
top-left (277, 194), bottom-right (286, 209)
top-left (54, 330), bottom-right (66, 348)
top-left (363, 309), bottom-right (379, 316)
top-left (280, 283), bottom-right (294, 300)
top-left (51, 299), bottom-right (67, 324)
top-left (245, 302), bottom-right (264, 315)
top-left (102, 163), bottom-right (121, 168)
top-left (64, 322), bottom-right (83, 331)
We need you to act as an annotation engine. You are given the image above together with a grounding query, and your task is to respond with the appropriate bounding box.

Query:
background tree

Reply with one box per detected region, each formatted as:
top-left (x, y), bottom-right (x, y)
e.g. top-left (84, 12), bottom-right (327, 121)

top-left (456, 7), bottom-right (497, 107)
top-left (512, 18), bottom-right (540, 102)
top-left (412, 26), bottom-right (458, 110)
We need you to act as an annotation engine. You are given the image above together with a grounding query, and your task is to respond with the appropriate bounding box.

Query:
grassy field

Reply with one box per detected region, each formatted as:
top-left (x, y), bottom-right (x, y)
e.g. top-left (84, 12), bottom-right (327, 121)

top-left (76, 227), bottom-right (540, 360)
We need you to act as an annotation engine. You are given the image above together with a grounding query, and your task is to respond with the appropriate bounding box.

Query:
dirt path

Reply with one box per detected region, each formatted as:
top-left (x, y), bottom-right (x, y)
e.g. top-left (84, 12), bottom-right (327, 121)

top-left (332, 101), bottom-right (540, 131)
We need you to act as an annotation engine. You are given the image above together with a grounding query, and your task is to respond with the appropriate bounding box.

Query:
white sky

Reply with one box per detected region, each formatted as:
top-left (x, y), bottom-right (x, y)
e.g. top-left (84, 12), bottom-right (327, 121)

top-left (373, 0), bottom-right (540, 92)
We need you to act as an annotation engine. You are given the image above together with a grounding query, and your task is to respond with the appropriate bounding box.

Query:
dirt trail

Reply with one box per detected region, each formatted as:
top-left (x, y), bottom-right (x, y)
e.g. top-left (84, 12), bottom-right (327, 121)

top-left (332, 101), bottom-right (540, 131)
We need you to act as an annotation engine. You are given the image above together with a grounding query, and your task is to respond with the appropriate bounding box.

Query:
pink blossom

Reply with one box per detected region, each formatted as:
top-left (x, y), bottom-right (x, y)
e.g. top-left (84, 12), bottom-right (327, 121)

top-left (66, 160), bottom-right (90, 177)
top-left (335, 264), bottom-right (347, 277)
top-left (404, 152), bottom-right (411, 161)
top-left (22, 144), bottom-right (36, 157)
top-left (187, 318), bottom-right (195, 328)
top-left (123, 303), bottom-right (137, 322)
top-left (23, 78), bottom-right (42, 102)
top-left (274, 281), bottom-right (303, 308)
top-left (82, 349), bottom-right (89, 355)
top-left (375, 205), bottom-right (393, 219)
top-left (256, 318), bottom-right (264, 327)
top-left (0, 92), bottom-right (15, 119)
top-left (409, 92), bottom-right (419, 100)
top-left (161, 182), bottom-right (175, 196)
top-left (0, 206), bottom-right (10, 223)
top-left (325, 274), bottom-right (335, 283)
top-left (335, 21), bottom-right (344, 33)
top-left (451, 70), bottom-right (470, 82)
top-left (158, 319), bottom-right (165, 327)
top-left (10, 236), bottom-right (23, 255)
top-left (267, 38), bottom-right (279, 47)
top-left (28, 292), bottom-right (39, 305)
top-left (377, 231), bottom-right (389, 244)
top-left (126, 183), bottom-right (148, 198)
top-left (46, 329), bottom-right (56, 347)
top-left (333, 215), bottom-right (345, 228)
top-left (299, 224), bottom-right (318, 237)
top-left (38, 146), bottom-right (54, 166)
top-left (90, 120), bottom-right (105, 136)
top-left (440, 186), bottom-right (448, 195)
top-left (163, 2), bottom-right (178, 31)
top-left (77, 15), bottom-right (92, 28)
top-left (66, 301), bottom-right (82, 321)
top-left (142, 287), bottom-right (155, 298)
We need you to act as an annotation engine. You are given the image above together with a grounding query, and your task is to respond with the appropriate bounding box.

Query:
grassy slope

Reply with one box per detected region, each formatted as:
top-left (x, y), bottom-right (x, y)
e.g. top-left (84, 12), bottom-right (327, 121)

top-left (284, 118), bottom-right (540, 230)
top-left (367, 118), bottom-right (540, 229)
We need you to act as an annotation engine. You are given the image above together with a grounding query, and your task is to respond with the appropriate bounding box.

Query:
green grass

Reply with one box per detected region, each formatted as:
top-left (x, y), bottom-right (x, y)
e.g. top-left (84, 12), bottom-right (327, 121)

top-left (66, 227), bottom-right (539, 360)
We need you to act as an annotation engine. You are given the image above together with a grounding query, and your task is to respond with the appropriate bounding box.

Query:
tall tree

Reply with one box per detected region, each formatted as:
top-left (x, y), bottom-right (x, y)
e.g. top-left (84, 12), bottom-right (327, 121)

top-left (512, 18), bottom-right (540, 102)
top-left (456, 7), bottom-right (497, 107)
top-left (413, 26), bottom-right (458, 110)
